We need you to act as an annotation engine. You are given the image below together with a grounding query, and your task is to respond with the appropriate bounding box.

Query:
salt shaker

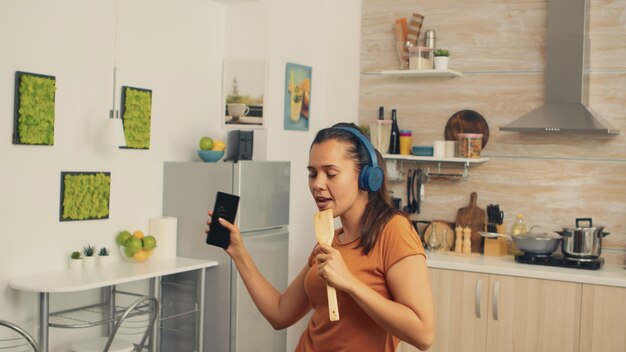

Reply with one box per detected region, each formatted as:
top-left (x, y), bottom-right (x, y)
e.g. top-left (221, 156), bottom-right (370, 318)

top-left (455, 226), bottom-right (463, 253)
top-left (462, 226), bottom-right (472, 254)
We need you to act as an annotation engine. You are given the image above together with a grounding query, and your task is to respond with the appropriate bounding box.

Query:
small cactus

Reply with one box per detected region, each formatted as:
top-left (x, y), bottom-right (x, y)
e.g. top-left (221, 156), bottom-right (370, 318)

top-left (98, 247), bottom-right (110, 256)
top-left (70, 251), bottom-right (82, 260)
top-left (434, 49), bottom-right (450, 57)
top-left (82, 245), bottom-right (96, 257)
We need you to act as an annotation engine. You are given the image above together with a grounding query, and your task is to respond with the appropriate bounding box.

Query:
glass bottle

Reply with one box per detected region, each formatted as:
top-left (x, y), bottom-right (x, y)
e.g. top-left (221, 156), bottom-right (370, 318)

top-left (388, 109), bottom-right (400, 154)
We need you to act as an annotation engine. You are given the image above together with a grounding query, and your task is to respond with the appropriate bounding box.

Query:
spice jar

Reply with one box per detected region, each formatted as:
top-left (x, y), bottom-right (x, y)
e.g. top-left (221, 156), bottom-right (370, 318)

top-left (399, 130), bottom-right (412, 155)
top-left (408, 46), bottom-right (433, 70)
top-left (458, 133), bottom-right (483, 158)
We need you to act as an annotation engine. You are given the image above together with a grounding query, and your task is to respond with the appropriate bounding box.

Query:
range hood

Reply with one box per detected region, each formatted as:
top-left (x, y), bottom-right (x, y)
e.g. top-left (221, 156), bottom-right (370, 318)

top-left (500, 0), bottom-right (620, 135)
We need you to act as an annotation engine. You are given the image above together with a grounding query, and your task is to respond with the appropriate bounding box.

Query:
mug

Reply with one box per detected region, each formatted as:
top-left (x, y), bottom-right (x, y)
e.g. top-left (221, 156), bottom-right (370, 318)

top-left (227, 103), bottom-right (250, 120)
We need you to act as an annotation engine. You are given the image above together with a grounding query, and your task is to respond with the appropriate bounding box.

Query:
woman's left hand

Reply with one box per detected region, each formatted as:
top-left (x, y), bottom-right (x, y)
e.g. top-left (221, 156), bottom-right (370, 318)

top-left (315, 244), bottom-right (358, 292)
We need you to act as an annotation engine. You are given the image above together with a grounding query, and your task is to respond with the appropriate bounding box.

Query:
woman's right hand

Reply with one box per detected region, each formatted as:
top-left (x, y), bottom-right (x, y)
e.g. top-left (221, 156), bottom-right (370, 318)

top-left (205, 210), bottom-right (244, 258)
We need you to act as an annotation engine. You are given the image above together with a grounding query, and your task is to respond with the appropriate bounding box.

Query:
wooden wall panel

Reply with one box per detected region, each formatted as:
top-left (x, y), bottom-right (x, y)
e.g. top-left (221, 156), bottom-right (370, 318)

top-left (361, 0), bottom-right (626, 264)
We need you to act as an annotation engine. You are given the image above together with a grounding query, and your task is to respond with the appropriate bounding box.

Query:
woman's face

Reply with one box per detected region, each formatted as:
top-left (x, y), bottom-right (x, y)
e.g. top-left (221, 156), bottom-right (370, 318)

top-left (308, 139), bottom-right (366, 218)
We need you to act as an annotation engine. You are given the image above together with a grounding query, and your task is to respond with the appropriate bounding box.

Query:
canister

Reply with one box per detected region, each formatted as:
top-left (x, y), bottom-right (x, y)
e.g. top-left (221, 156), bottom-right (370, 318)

top-left (369, 120), bottom-right (392, 153)
top-left (399, 130), bottom-right (412, 155)
top-left (408, 46), bottom-right (433, 70)
top-left (458, 133), bottom-right (483, 158)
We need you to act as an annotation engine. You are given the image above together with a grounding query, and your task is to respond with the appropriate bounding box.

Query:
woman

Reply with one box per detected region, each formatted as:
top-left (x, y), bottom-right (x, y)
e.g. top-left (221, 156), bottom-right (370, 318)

top-left (207, 122), bottom-right (435, 351)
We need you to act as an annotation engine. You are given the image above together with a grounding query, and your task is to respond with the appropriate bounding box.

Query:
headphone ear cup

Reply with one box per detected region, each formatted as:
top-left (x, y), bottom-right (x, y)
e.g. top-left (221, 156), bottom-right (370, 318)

top-left (359, 165), bottom-right (383, 192)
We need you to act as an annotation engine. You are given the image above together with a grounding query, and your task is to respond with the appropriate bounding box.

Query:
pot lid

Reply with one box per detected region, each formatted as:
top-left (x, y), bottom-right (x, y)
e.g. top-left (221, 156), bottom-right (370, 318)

top-left (517, 225), bottom-right (562, 240)
top-left (561, 218), bottom-right (605, 231)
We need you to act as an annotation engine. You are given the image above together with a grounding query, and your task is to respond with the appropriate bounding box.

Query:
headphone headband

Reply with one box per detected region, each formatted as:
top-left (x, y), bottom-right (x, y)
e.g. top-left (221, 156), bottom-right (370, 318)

top-left (334, 126), bottom-right (383, 192)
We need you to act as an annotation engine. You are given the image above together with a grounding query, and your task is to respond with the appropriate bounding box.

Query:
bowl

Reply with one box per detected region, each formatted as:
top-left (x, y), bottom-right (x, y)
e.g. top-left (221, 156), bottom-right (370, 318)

top-left (198, 150), bottom-right (224, 162)
top-left (119, 245), bottom-right (153, 263)
top-left (412, 145), bottom-right (434, 156)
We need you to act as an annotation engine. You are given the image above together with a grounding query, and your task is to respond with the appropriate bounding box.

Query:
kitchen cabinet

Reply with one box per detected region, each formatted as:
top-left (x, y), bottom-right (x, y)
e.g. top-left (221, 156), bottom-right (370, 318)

top-left (399, 268), bottom-right (581, 352)
top-left (579, 284), bottom-right (626, 352)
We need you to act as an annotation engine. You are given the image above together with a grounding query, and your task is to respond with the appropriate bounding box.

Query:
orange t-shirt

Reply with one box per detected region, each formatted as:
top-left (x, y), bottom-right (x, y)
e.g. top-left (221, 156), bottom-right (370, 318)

top-left (296, 215), bottom-right (426, 352)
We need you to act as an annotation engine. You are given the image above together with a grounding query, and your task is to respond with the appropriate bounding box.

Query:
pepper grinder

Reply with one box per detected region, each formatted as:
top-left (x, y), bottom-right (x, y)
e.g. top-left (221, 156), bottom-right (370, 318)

top-left (455, 226), bottom-right (463, 253)
top-left (462, 226), bottom-right (472, 254)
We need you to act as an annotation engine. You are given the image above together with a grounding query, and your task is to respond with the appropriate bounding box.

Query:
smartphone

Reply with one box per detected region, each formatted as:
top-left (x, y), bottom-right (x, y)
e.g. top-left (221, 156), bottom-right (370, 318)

top-left (206, 192), bottom-right (240, 249)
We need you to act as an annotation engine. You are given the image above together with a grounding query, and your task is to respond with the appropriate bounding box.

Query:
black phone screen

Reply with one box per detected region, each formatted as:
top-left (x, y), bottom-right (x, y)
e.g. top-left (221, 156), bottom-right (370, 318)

top-left (206, 192), bottom-right (240, 249)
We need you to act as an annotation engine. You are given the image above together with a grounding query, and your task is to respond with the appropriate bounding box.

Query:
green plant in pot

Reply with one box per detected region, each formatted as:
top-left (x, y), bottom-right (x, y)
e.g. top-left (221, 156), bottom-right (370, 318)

top-left (69, 251), bottom-right (83, 271)
top-left (98, 246), bottom-right (113, 267)
top-left (82, 245), bottom-right (97, 268)
top-left (433, 49), bottom-right (451, 70)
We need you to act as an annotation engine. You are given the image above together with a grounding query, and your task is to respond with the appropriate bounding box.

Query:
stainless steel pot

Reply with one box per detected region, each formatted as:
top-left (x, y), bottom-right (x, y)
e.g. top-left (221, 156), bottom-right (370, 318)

top-left (481, 225), bottom-right (562, 256)
top-left (556, 218), bottom-right (610, 259)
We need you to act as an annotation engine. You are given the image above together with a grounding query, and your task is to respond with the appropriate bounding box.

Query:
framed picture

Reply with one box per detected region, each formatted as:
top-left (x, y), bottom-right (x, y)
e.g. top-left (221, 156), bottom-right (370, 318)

top-left (283, 62), bottom-right (312, 131)
top-left (13, 71), bottom-right (56, 145)
top-left (59, 172), bottom-right (111, 221)
top-left (120, 86), bottom-right (152, 149)
top-left (222, 61), bottom-right (266, 127)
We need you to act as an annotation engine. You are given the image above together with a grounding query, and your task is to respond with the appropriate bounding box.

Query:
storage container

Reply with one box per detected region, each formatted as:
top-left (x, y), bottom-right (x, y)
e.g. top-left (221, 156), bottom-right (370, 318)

top-left (399, 130), bottom-right (412, 155)
top-left (368, 120), bottom-right (392, 153)
top-left (457, 133), bottom-right (483, 158)
top-left (408, 46), bottom-right (433, 70)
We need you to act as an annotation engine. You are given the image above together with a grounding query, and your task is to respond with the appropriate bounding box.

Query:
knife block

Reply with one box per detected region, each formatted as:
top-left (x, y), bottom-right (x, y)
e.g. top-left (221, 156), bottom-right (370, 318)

top-left (484, 224), bottom-right (507, 257)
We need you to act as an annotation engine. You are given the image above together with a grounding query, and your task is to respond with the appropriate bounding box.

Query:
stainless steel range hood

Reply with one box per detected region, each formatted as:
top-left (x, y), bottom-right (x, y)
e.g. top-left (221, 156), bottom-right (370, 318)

top-left (500, 0), bottom-right (620, 135)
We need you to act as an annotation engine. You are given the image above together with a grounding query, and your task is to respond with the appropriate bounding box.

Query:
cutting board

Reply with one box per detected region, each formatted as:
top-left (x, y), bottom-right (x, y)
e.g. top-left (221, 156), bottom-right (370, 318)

top-left (455, 192), bottom-right (486, 253)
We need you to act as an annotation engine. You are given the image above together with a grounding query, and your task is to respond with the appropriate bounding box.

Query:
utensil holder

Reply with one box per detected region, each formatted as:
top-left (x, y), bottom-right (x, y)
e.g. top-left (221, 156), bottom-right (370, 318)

top-left (483, 224), bottom-right (508, 256)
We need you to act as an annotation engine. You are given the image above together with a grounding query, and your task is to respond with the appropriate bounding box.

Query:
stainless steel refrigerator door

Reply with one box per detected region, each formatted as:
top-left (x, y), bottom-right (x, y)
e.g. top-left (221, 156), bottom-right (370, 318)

top-left (234, 161), bottom-right (290, 231)
top-left (231, 227), bottom-right (289, 352)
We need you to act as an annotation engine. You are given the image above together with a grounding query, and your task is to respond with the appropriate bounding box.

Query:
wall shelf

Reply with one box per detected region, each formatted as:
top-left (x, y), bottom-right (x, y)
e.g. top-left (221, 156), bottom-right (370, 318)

top-left (361, 69), bottom-right (463, 78)
top-left (383, 154), bottom-right (488, 165)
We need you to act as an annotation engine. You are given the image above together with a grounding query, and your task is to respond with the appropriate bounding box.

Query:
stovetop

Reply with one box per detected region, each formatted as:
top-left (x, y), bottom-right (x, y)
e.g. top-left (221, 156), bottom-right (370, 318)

top-left (514, 253), bottom-right (604, 270)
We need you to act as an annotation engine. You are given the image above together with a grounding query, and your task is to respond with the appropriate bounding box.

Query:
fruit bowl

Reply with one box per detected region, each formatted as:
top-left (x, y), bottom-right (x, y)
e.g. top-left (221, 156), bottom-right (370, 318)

top-left (119, 245), bottom-right (153, 263)
top-left (198, 150), bottom-right (224, 162)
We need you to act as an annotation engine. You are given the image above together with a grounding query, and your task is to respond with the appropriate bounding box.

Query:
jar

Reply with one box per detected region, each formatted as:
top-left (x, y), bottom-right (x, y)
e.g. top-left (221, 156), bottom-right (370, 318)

top-left (408, 46), bottom-right (433, 70)
top-left (399, 130), bottom-right (412, 155)
top-left (458, 133), bottom-right (483, 158)
top-left (368, 120), bottom-right (392, 153)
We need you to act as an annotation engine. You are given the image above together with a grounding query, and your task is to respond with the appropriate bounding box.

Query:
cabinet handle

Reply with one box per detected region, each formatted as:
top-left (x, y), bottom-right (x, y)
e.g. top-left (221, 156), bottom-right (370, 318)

top-left (475, 279), bottom-right (483, 318)
top-left (493, 281), bottom-right (501, 321)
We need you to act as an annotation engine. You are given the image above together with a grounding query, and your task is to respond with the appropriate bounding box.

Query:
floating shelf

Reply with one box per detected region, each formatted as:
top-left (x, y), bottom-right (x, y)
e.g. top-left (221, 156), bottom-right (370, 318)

top-left (361, 69), bottom-right (463, 78)
top-left (383, 154), bottom-right (488, 164)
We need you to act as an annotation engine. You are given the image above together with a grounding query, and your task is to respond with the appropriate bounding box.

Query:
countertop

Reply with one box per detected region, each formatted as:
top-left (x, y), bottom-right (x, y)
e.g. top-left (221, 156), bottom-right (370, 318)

top-left (426, 252), bottom-right (626, 288)
top-left (10, 257), bottom-right (218, 293)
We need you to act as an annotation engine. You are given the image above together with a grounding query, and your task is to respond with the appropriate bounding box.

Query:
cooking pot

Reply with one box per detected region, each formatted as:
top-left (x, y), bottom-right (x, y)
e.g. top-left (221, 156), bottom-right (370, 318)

top-left (481, 225), bottom-right (562, 256)
top-left (556, 218), bottom-right (610, 259)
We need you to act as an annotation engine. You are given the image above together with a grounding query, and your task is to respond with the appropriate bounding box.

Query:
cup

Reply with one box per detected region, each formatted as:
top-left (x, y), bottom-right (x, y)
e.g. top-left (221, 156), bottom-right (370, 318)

top-left (227, 103), bottom-right (250, 120)
top-left (445, 140), bottom-right (456, 157)
top-left (433, 140), bottom-right (446, 158)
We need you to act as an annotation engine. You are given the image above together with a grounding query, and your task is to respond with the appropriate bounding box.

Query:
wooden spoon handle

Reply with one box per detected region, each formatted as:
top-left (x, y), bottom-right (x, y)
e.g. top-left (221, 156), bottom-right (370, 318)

top-left (326, 283), bottom-right (340, 321)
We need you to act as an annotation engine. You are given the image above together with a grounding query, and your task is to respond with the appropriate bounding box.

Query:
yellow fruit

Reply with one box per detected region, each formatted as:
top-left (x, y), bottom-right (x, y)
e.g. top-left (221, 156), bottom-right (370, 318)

top-left (133, 249), bottom-right (151, 262)
top-left (212, 140), bottom-right (226, 151)
top-left (133, 230), bottom-right (144, 239)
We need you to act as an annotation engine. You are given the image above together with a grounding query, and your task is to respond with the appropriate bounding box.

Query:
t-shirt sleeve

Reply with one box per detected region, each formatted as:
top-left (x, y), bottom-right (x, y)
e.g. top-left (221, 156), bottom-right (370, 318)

top-left (379, 215), bottom-right (426, 272)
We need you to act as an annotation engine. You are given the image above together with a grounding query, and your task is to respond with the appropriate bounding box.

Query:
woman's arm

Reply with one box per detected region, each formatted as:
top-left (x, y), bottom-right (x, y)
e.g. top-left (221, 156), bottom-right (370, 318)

top-left (317, 246), bottom-right (435, 350)
top-left (212, 216), bottom-right (311, 329)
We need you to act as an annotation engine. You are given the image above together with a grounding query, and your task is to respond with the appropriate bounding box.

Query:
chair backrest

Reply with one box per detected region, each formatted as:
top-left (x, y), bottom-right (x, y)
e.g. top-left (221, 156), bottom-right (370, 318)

top-left (0, 319), bottom-right (39, 352)
top-left (104, 295), bottom-right (160, 352)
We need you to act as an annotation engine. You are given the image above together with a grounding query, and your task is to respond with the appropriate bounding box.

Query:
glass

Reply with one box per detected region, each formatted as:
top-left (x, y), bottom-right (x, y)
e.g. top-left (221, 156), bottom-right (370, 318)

top-left (428, 224), bottom-right (441, 251)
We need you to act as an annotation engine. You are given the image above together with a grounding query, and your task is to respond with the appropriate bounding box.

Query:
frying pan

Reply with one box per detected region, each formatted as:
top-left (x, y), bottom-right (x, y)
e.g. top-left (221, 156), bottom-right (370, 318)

top-left (444, 110), bottom-right (490, 148)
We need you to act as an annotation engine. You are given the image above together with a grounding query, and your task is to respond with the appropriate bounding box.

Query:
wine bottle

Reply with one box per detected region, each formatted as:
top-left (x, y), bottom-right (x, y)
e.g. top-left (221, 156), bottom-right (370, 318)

top-left (388, 109), bottom-right (400, 154)
top-left (378, 106), bottom-right (384, 120)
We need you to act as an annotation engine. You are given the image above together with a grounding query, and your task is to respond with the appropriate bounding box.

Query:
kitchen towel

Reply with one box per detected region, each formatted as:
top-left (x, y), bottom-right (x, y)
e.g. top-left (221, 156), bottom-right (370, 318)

top-left (149, 216), bottom-right (177, 260)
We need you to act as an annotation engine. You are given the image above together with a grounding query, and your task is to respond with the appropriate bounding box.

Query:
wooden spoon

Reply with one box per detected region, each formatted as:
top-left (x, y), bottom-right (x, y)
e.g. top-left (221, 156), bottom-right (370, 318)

top-left (314, 209), bottom-right (340, 321)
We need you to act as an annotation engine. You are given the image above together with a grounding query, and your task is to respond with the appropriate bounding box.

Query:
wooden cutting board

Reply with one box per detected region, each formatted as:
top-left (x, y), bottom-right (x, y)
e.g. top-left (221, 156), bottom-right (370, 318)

top-left (455, 192), bottom-right (486, 253)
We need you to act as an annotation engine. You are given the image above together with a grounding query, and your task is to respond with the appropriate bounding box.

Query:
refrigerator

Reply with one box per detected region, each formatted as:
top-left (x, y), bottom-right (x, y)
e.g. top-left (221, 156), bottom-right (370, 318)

top-left (162, 161), bottom-right (290, 352)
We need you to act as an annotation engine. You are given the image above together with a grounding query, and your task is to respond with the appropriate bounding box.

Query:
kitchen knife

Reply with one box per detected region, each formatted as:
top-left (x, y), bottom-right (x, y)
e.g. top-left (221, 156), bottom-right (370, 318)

top-left (313, 209), bottom-right (340, 322)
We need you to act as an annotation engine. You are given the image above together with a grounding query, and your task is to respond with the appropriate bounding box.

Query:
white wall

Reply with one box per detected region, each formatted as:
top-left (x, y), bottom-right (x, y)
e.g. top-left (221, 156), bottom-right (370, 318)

top-left (0, 0), bottom-right (361, 350)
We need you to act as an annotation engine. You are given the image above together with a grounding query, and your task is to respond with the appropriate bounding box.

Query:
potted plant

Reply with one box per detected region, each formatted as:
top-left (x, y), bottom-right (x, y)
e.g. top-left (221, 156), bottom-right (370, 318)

top-left (69, 251), bottom-right (83, 271)
top-left (98, 246), bottom-right (112, 267)
top-left (434, 49), bottom-right (451, 70)
top-left (82, 245), bottom-right (97, 268)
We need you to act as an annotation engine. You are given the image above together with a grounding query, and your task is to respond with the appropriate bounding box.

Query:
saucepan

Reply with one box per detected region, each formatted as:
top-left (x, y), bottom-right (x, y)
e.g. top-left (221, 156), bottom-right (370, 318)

top-left (481, 225), bottom-right (562, 256)
top-left (556, 218), bottom-right (610, 259)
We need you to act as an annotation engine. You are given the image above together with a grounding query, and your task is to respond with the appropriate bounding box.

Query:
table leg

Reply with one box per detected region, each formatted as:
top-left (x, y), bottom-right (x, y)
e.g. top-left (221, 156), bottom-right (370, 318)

top-left (38, 292), bottom-right (49, 352)
top-left (198, 268), bottom-right (206, 351)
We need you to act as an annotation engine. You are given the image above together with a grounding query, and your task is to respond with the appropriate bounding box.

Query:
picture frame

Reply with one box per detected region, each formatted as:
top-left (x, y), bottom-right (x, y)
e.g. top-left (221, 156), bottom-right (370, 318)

top-left (120, 86), bottom-right (152, 149)
top-left (283, 62), bottom-right (312, 131)
top-left (59, 172), bottom-right (111, 221)
top-left (222, 60), bottom-right (266, 128)
top-left (13, 71), bottom-right (56, 145)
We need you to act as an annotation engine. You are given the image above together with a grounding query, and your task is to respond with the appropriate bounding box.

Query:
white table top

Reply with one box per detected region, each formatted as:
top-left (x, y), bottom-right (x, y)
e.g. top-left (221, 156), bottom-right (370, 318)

top-left (9, 257), bottom-right (218, 293)
top-left (426, 252), bottom-right (626, 288)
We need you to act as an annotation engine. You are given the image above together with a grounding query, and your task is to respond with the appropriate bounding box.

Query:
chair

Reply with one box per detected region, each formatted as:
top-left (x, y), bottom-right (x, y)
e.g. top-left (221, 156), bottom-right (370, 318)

top-left (71, 295), bottom-right (159, 352)
top-left (0, 319), bottom-right (39, 352)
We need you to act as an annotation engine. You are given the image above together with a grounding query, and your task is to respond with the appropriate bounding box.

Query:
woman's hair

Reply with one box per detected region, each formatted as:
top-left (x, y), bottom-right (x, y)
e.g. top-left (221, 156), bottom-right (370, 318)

top-left (311, 122), bottom-right (406, 254)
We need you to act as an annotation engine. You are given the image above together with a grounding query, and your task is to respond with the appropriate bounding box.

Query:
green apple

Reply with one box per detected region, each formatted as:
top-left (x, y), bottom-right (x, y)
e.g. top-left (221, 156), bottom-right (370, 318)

top-left (142, 235), bottom-right (157, 250)
top-left (124, 237), bottom-right (143, 255)
top-left (116, 230), bottom-right (132, 246)
top-left (199, 137), bottom-right (214, 150)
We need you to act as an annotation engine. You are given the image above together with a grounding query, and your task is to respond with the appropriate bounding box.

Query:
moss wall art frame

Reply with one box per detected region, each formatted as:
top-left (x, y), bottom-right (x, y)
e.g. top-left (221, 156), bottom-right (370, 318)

top-left (120, 86), bottom-right (152, 149)
top-left (13, 71), bottom-right (57, 145)
top-left (59, 172), bottom-right (111, 221)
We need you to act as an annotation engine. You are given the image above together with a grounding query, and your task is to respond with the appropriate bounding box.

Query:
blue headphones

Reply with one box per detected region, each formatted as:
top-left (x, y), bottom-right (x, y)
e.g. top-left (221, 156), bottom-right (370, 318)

top-left (335, 127), bottom-right (384, 192)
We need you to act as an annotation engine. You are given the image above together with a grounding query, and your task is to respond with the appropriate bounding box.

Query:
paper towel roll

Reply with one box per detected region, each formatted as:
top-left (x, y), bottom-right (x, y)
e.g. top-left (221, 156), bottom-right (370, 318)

top-left (149, 216), bottom-right (177, 260)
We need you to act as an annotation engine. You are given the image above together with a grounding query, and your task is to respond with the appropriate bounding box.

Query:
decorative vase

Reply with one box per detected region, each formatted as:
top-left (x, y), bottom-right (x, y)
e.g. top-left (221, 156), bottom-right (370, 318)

top-left (69, 258), bottom-right (83, 271)
top-left (83, 256), bottom-right (96, 269)
top-left (98, 255), bottom-right (113, 267)
top-left (434, 56), bottom-right (449, 70)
